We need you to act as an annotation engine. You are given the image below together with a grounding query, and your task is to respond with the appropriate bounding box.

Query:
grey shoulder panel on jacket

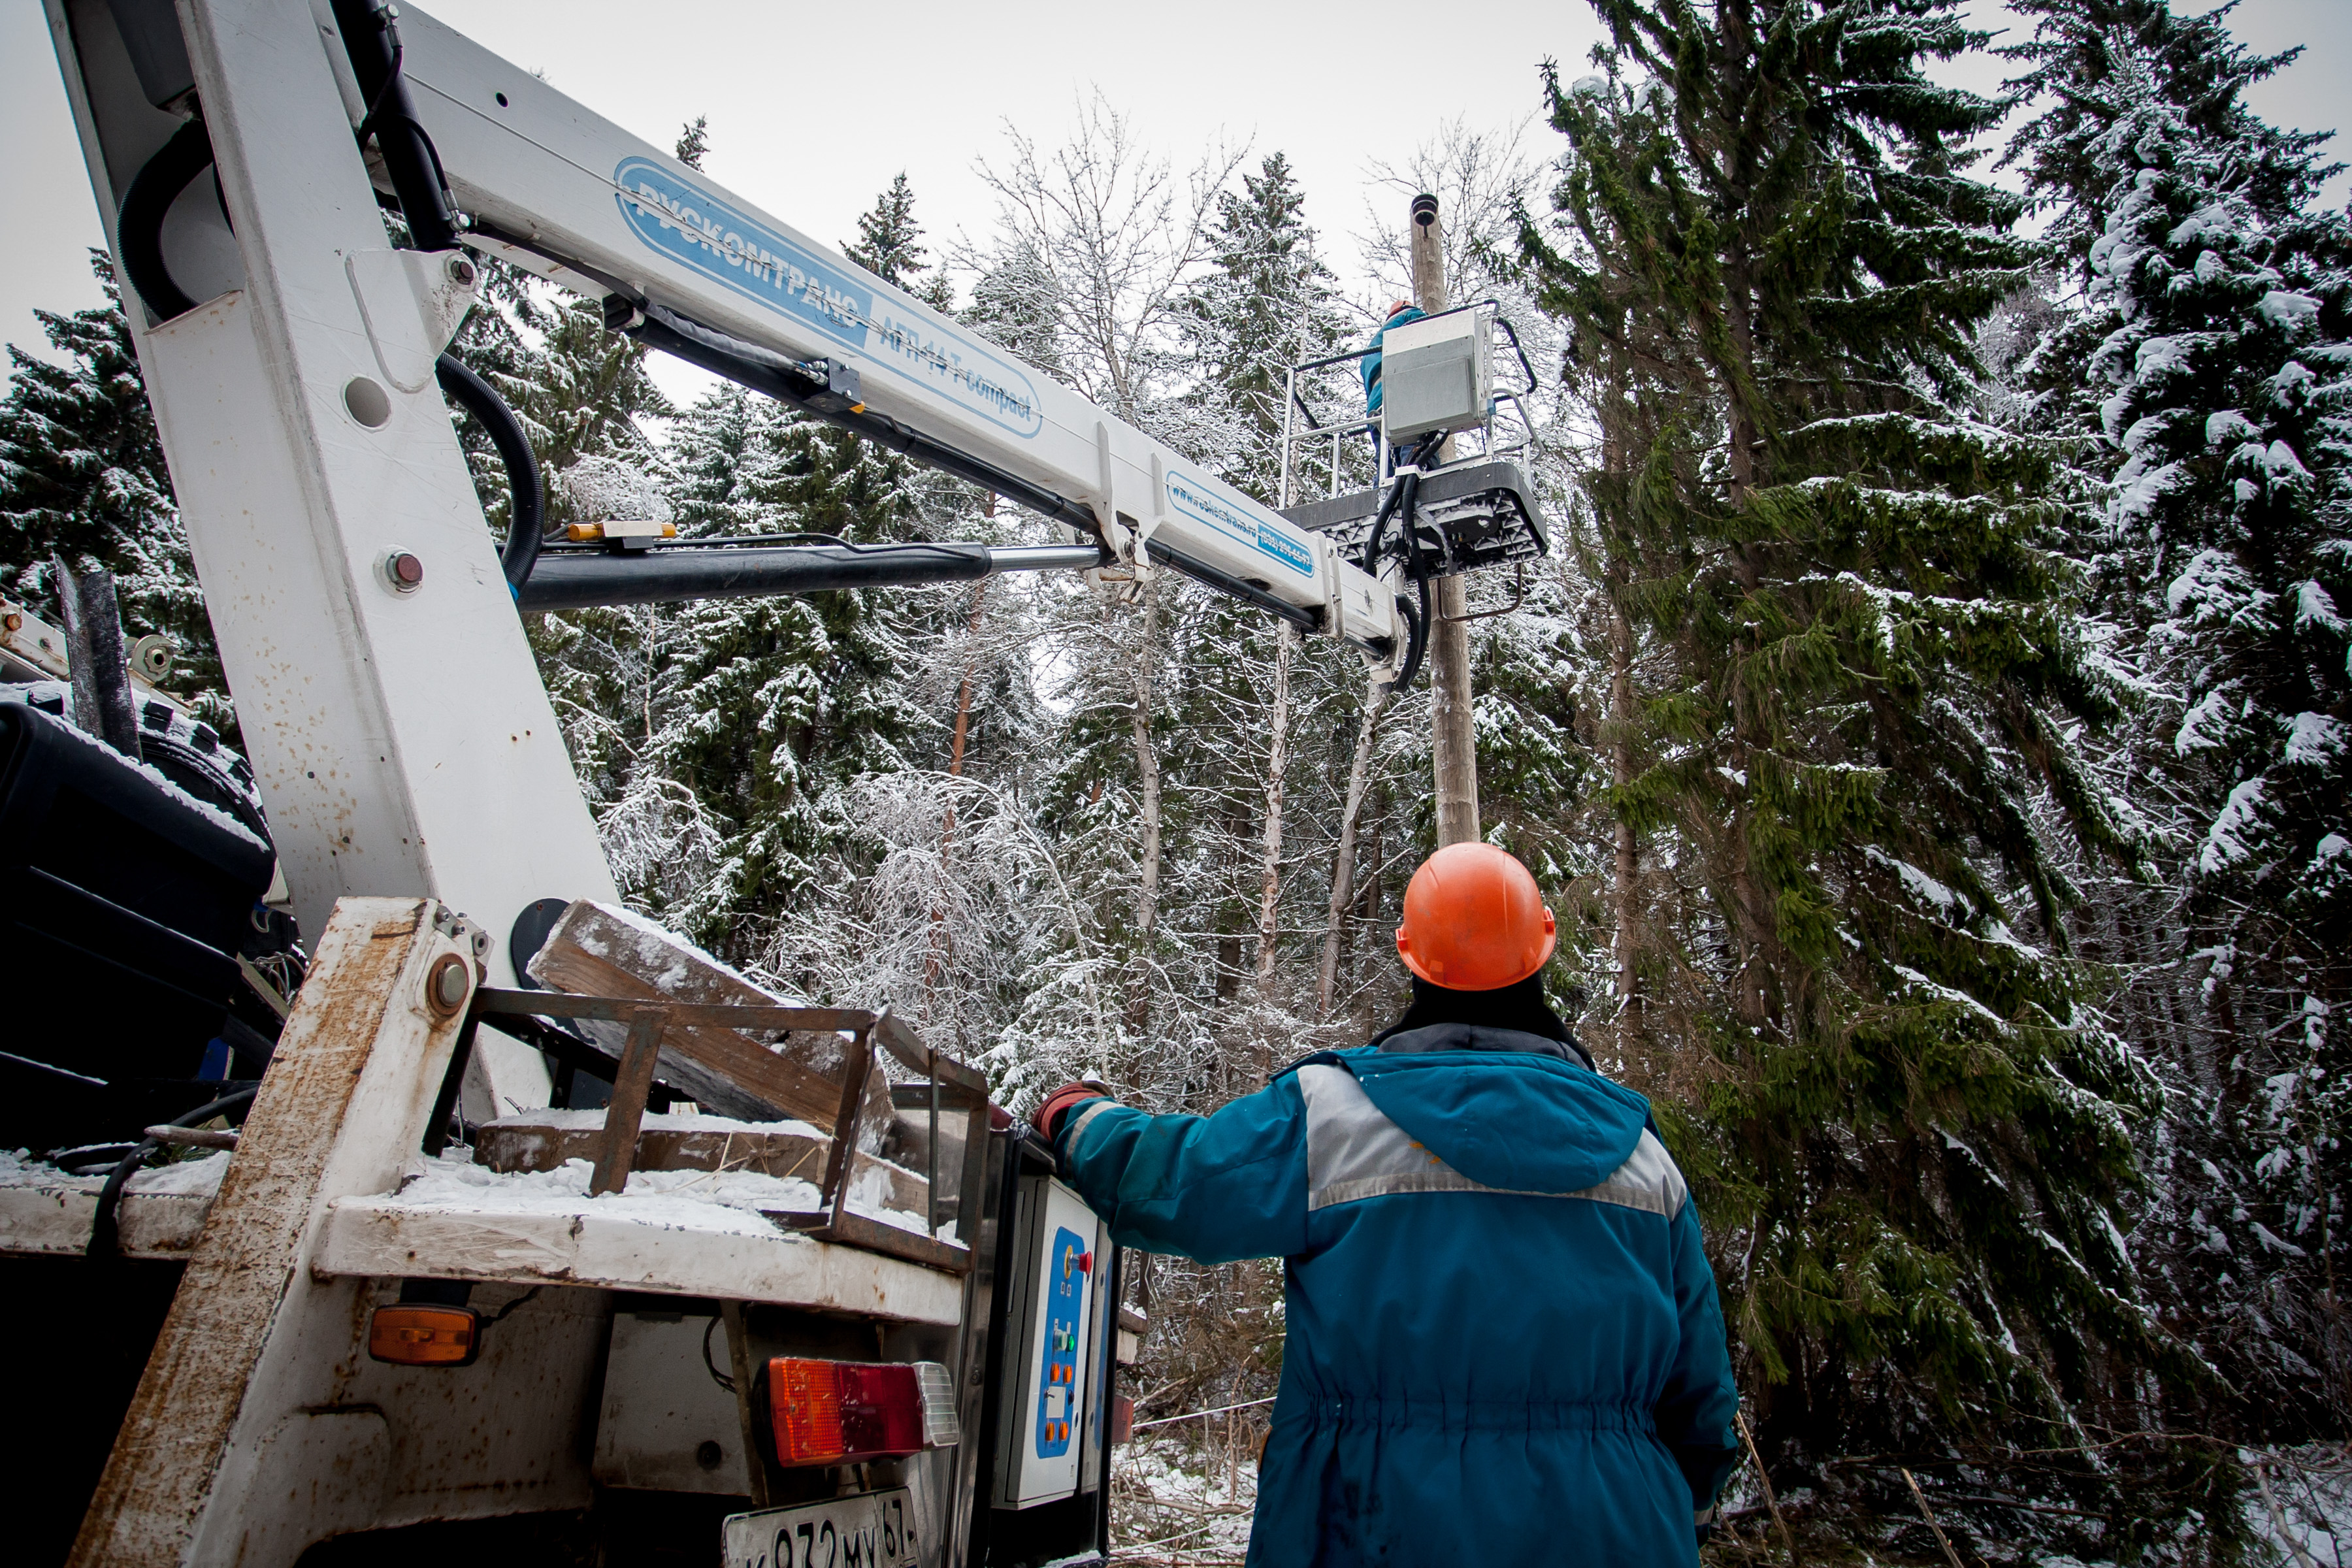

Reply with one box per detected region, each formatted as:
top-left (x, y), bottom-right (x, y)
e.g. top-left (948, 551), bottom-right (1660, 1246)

top-left (1295, 1063), bottom-right (1687, 1218)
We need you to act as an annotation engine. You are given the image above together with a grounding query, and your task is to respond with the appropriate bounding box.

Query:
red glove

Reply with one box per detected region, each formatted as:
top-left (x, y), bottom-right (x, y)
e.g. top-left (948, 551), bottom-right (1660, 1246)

top-left (1032, 1080), bottom-right (1110, 1141)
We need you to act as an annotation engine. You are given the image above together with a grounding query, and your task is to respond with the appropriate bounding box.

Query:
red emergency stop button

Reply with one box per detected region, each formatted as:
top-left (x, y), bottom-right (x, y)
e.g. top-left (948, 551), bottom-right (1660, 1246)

top-left (1077, 1250), bottom-right (1093, 1275)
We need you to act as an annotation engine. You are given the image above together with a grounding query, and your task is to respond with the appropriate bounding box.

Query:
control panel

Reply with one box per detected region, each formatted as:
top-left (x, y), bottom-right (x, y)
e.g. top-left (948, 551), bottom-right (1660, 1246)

top-left (993, 1177), bottom-right (1105, 1508)
top-left (1034, 1224), bottom-right (1090, 1458)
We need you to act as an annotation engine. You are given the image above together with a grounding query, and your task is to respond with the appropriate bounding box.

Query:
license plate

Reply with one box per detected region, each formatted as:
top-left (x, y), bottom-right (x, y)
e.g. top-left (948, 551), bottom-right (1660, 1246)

top-left (721, 1486), bottom-right (921, 1568)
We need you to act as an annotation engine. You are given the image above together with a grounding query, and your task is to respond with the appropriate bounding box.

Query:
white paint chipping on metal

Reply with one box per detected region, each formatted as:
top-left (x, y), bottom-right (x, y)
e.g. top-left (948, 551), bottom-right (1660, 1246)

top-left (68, 899), bottom-right (462, 1567)
top-left (312, 1199), bottom-right (964, 1325)
top-left (0, 1174), bottom-right (219, 1258)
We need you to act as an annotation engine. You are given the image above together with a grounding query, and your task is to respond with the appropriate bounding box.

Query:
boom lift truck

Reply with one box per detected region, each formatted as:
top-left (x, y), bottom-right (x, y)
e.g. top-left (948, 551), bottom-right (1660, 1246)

top-left (7, 0), bottom-right (1551, 1561)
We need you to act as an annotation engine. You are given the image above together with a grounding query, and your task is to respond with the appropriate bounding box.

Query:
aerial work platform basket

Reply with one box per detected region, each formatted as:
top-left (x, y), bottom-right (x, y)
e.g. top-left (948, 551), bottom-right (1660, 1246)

top-left (1275, 301), bottom-right (1550, 578)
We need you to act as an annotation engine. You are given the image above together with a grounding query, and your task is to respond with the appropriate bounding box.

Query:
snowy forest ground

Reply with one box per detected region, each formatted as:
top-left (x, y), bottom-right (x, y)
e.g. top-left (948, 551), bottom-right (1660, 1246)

top-left (3, 0), bottom-right (2350, 1561)
top-left (1100, 1438), bottom-right (2352, 1567)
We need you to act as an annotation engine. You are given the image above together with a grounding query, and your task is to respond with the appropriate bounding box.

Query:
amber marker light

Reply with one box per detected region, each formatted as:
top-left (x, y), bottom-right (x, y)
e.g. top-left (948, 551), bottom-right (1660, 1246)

top-left (367, 1304), bottom-right (480, 1367)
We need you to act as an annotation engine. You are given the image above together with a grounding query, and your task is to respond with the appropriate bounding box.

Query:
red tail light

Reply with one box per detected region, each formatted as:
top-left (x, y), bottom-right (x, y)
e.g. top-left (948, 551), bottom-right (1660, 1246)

top-left (765, 1357), bottom-right (960, 1467)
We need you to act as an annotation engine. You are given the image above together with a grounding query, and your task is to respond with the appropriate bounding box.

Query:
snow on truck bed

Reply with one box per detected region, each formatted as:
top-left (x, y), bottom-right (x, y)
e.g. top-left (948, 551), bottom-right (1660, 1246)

top-left (387, 1149), bottom-right (825, 1237)
top-left (0, 1148), bottom-right (233, 1258)
top-left (323, 1149), bottom-right (963, 1322)
top-left (0, 1147), bottom-right (233, 1195)
top-left (0, 1137), bottom-right (940, 1254)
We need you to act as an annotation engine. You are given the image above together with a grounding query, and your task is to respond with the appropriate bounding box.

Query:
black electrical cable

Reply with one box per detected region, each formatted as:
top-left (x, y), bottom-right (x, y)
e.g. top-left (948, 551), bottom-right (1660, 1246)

top-left (702, 1314), bottom-right (736, 1393)
top-left (434, 353), bottom-right (544, 591)
top-left (1360, 432), bottom-right (1443, 573)
top-left (330, 0), bottom-right (458, 252)
top-left (117, 116), bottom-right (215, 321)
top-left (87, 1085), bottom-right (259, 1259)
top-left (1356, 470), bottom-right (1410, 578)
top-left (1396, 572), bottom-right (1432, 689)
top-left (1356, 431), bottom-right (1447, 688)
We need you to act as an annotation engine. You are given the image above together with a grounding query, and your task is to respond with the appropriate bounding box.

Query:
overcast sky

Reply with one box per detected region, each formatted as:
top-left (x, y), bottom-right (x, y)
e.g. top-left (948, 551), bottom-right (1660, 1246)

top-left (6, 0), bottom-right (2344, 404)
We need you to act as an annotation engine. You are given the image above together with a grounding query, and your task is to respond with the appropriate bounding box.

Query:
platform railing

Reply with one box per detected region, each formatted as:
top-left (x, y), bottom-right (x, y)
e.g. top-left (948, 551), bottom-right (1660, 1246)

top-left (1277, 301), bottom-right (1541, 508)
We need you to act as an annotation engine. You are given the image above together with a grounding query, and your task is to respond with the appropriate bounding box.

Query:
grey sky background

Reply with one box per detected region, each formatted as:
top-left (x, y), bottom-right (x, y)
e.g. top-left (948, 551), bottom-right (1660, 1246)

top-left (5, 0), bottom-right (2345, 405)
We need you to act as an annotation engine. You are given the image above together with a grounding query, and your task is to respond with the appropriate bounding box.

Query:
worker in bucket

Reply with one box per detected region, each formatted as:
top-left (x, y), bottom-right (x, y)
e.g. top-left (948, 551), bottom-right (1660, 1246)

top-left (1361, 297), bottom-right (1426, 418)
top-left (1361, 298), bottom-right (1427, 472)
top-left (1032, 843), bottom-right (1740, 1565)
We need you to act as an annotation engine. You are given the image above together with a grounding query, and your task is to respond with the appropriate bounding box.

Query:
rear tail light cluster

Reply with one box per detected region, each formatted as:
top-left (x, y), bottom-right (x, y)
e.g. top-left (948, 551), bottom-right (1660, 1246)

top-left (765, 1357), bottom-right (960, 1467)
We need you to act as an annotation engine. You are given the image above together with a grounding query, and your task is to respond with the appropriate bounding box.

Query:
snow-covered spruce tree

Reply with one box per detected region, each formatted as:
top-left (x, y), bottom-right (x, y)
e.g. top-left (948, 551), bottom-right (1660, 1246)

top-left (645, 391), bottom-right (926, 962)
top-left (1522, 3), bottom-right (2191, 1548)
top-left (1162, 152), bottom-right (1356, 1068)
top-left (645, 176), bottom-right (1022, 967)
top-left (2006, 0), bottom-right (2352, 1439)
top-left (0, 251), bottom-right (229, 730)
top-left (1174, 152), bottom-right (1351, 498)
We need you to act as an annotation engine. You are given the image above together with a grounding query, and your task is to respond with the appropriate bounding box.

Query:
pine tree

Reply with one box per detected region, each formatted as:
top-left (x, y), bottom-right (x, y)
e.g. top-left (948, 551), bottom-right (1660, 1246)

top-left (1522, 1), bottom-right (2183, 1541)
top-left (2006, 0), bottom-right (2352, 1437)
top-left (1175, 153), bottom-right (1350, 499)
top-left (844, 172), bottom-right (950, 308)
top-left (0, 250), bottom-right (229, 728)
top-left (628, 179), bottom-right (975, 964)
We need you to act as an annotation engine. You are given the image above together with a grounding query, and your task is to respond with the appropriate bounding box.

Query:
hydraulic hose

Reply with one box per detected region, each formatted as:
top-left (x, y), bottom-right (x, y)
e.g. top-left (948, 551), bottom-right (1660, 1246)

top-left (1394, 576), bottom-right (1432, 691)
top-left (1359, 430), bottom-right (1448, 688)
top-left (1362, 467), bottom-right (1433, 689)
top-left (1357, 472), bottom-right (1409, 577)
top-left (1360, 432), bottom-right (1440, 575)
top-left (434, 353), bottom-right (544, 591)
top-left (327, 4), bottom-right (533, 593)
top-left (330, 0), bottom-right (457, 252)
top-left (87, 1084), bottom-right (259, 1259)
top-left (116, 116), bottom-right (215, 321)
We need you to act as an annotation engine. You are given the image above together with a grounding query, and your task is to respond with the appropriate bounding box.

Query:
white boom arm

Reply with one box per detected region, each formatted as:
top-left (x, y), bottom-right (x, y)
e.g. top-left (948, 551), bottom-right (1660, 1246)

top-left (378, 5), bottom-right (1403, 655)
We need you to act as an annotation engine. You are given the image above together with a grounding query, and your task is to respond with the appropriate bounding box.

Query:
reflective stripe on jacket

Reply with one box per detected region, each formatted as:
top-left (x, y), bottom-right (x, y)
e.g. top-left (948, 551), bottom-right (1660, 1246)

top-left (1053, 1027), bottom-right (1740, 1567)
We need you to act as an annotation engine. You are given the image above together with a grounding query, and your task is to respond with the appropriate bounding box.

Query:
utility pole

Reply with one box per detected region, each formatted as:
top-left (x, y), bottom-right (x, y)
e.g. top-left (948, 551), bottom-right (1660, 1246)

top-left (1411, 193), bottom-right (1480, 847)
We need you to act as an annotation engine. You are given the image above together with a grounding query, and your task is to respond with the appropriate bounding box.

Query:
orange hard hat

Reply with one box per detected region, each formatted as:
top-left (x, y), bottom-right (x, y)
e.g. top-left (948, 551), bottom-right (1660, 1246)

top-left (1394, 843), bottom-right (1558, 990)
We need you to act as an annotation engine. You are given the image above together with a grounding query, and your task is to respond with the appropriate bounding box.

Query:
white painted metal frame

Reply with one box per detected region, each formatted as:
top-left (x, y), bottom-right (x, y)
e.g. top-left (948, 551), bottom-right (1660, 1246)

top-left (44, 0), bottom-right (627, 1111)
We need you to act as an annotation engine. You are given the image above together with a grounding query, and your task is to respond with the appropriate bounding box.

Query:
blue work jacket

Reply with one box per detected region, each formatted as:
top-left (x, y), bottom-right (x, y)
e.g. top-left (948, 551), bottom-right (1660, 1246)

top-left (1053, 1024), bottom-right (1740, 1566)
top-left (1361, 306), bottom-right (1426, 414)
